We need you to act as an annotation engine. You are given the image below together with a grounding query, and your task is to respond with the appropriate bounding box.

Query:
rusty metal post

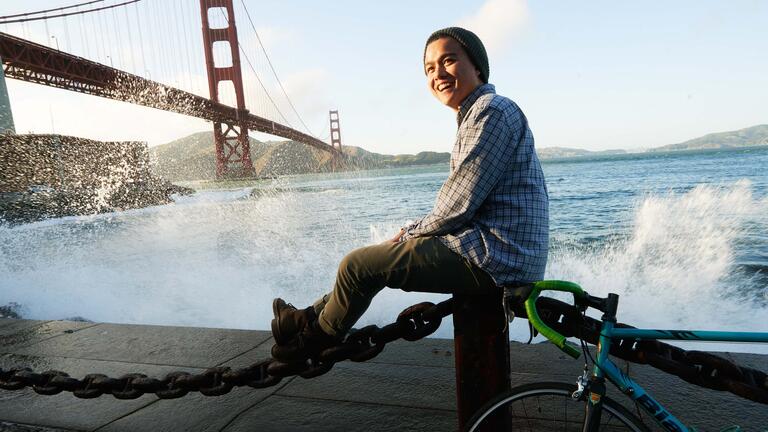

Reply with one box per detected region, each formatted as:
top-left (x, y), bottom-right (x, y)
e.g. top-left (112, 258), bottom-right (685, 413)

top-left (453, 291), bottom-right (511, 431)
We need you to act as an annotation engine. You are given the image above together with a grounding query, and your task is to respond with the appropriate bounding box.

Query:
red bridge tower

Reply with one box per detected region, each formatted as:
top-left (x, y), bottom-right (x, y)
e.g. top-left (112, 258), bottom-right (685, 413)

top-left (199, 0), bottom-right (253, 178)
top-left (329, 109), bottom-right (342, 153)
top-left (329, 110), bottom-right (343, 170)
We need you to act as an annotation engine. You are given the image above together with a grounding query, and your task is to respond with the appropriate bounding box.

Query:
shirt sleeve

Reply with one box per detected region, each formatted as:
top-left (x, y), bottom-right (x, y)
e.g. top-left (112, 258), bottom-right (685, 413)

top-left (401, 104), bottom-right (521, 241)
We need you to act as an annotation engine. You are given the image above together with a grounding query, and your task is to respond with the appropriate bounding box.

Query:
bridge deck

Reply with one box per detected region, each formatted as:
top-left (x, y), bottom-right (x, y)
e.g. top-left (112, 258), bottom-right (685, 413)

top-left (1, 318), bottom-right (766, 431)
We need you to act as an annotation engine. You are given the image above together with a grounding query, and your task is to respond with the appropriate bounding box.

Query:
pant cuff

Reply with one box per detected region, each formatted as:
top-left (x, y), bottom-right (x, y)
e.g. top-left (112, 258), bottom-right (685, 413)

top-left (318, 313), bottom-right (342, 337)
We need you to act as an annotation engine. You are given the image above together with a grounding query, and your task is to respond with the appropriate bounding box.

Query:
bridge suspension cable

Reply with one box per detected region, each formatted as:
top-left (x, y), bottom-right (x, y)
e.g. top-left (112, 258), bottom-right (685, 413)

top-left (210, 4), bottom-right (325, 143)
top-left (238, 45), bottom-right (292, 126)
top-left (238, 0), bottom-right (319, 138)
top-left (211, 7), bottom-right (292, 129)
top-left (0, 0), bottom-right (105, 20)
top-left (0, 0), bottom-right (141, 25)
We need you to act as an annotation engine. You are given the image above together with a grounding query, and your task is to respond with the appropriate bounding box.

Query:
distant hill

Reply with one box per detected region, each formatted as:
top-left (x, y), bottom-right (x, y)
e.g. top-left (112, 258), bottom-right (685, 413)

top-left (149, 132), bottom-right (450, 181)
top-left (650, 124), bottom-right (768, 152)
top-left (536, 124), bottom-right (768, 159)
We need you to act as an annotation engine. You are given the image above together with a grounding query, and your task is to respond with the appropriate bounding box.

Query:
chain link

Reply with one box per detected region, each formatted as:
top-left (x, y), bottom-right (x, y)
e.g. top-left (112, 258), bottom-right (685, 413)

top-left (1, 296), bottom-right (766, 406)
top-left (0, 299), bottom-right (455, 400)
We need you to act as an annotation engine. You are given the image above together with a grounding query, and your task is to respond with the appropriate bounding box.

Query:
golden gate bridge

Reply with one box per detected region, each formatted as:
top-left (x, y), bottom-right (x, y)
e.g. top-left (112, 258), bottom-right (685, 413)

top-left (0, 0), bottom-right (343, 178)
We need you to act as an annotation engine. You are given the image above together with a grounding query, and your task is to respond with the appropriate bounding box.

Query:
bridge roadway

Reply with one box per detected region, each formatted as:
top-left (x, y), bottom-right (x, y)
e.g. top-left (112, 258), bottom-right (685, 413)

top-left (0, 32), bottom-right (338, 156)
top-left (0, 318), bottom-right (766, 431)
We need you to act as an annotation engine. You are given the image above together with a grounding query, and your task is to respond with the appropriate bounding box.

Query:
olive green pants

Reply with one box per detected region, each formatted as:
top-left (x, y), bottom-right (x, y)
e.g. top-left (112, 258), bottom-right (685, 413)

top-left (312, 236), bottom-right (498, 337)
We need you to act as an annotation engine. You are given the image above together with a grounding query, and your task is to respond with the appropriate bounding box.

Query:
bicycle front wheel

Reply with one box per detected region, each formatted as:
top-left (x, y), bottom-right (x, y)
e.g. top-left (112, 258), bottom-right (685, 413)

top-left (466, 382), bottom-right (650, 432)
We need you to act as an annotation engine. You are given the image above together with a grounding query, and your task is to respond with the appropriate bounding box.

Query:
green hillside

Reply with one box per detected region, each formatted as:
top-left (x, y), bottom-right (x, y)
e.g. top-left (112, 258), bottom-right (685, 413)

top-left (149, 132), bottom-right (268, 181)
top-left (149, 132), bottom-right (450, 181)
top-left (650, 124), bottom-right (768, 152)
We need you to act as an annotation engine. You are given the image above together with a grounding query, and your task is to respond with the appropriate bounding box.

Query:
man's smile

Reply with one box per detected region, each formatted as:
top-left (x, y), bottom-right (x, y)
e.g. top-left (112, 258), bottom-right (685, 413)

top-left (437, 82), bottom-right (454, 92)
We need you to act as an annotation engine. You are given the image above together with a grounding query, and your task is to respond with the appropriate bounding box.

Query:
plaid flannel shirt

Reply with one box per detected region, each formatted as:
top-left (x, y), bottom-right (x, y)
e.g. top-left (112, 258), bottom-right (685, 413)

top-left (401, 84), bottom-right (549, 285)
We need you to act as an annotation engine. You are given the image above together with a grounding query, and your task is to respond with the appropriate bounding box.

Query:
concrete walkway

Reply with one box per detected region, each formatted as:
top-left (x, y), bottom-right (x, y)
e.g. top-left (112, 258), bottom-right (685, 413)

top-left (1, 318), bottom-right (766, 431)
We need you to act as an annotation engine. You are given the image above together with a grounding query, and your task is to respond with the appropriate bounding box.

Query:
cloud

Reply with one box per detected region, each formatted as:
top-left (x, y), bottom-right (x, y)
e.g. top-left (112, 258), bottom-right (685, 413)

top-left (456, 0), bottom-right (531, 54)
top-left (275, 68), bottom-right (333, 137)
top-left (280, 68), bottom-right (331, 111)
top-left (244, 26), bottom-right (298, 54)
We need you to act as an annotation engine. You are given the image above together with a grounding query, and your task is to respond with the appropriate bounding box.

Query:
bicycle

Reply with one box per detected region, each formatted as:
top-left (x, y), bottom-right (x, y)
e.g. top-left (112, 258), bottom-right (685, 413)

top-left (466, 280), bottom-right (768, 432)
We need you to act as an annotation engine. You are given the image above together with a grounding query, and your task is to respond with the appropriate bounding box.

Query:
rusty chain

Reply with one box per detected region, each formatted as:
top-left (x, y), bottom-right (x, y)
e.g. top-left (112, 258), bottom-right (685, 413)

top-left (512, 297), bottom-right (768, 406)
top-left (0, 299), bottom-right (453, 400)
top-left (0, 295), bottom-right (766, 405)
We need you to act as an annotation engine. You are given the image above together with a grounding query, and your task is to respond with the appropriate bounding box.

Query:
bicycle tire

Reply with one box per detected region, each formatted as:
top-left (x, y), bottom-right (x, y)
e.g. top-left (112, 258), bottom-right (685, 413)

top-left (466, 382), bottom-right (651, 432)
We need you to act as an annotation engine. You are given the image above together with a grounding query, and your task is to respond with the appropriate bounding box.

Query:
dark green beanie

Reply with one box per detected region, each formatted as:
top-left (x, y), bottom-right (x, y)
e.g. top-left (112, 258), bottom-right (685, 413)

top-left (424, 27), bottom-right (489, 83)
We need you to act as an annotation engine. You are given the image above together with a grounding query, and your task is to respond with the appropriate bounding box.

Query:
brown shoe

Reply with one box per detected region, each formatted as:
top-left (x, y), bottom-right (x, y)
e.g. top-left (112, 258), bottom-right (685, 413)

top-left (271, 298), bottom-right (317, 345)
top-left (271, 320), bottom-right (340, 363)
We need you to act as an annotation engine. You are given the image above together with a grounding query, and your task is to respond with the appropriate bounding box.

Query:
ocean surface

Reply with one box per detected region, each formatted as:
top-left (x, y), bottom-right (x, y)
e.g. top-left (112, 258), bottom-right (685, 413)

top-left (2, 147), bottom-right (767, 353)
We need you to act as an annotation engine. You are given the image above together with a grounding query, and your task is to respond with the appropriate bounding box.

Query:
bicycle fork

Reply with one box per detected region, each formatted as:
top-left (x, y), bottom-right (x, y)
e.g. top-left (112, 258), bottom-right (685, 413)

top-left (579, 294), bottom-right (620, 432)
top-left (571, 367), bottom-right (608, 432)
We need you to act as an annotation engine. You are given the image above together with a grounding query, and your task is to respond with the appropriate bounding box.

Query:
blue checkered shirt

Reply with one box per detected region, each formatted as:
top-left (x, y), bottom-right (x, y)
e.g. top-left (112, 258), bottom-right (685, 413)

top-left (401, 84), bottom-right (549, 285)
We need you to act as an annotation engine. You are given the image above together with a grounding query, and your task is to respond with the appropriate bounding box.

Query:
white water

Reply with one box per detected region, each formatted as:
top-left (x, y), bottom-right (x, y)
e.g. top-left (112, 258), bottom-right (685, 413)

top-left (548, 180), bottom-right (768, 352)
top-left (1, 174), bottom-right (766, 353)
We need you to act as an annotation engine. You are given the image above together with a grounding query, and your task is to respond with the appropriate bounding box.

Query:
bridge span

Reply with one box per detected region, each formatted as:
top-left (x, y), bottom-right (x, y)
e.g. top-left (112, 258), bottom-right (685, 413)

top-left (0, 32), bottom-right (336, 155)
top-left (0, 0), bottom-right (343, 177)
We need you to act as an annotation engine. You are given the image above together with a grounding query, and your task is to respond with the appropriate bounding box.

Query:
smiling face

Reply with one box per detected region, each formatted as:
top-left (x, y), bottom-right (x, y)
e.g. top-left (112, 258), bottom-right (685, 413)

top-left (424, 36), bottom-right (483, 111)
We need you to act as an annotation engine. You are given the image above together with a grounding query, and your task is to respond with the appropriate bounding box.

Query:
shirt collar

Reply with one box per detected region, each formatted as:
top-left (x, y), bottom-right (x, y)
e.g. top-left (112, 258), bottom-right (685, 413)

top-left (457, 83), bottom-right (495, 125)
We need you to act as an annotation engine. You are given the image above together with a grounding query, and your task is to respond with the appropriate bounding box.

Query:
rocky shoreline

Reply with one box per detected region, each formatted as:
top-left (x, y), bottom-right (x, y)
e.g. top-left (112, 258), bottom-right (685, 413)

top-left (0, 134), bottom-right (194, 225)
top-left (0, 179), bottom-right (193, 225)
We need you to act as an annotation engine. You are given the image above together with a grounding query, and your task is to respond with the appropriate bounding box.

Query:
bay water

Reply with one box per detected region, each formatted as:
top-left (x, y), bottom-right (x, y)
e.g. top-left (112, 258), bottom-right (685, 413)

top-left (1, 147), bottom-right (767, 353)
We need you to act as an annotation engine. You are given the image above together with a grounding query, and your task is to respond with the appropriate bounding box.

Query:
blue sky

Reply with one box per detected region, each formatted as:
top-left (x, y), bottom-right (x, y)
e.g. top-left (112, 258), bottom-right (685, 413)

top-left (2, 0), bottom-right (766, 154)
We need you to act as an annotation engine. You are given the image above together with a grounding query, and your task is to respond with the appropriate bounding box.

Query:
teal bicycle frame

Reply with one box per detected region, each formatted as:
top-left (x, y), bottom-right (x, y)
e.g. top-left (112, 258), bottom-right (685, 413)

top-left (525, 280), bottom-right (768, 432)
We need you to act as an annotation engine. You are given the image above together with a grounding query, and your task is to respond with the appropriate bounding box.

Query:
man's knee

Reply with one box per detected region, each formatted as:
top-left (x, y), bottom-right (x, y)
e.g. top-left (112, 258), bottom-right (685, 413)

top-left (336, 247), bottom-right (372, 288)
top-left (338, 248), bottom-right (364, 277)
top-left (336, 243), bottom-right (397, 289)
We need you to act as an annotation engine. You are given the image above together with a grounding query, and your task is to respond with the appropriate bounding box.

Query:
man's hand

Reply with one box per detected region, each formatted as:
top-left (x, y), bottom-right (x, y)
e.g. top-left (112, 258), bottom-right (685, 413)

top-left (389, 229), bottom-right (406, 243)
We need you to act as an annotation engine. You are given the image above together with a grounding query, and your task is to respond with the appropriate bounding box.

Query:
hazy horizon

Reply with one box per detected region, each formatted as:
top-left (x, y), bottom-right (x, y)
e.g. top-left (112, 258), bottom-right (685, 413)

top-left (150, 123), bottom-right (768, 156)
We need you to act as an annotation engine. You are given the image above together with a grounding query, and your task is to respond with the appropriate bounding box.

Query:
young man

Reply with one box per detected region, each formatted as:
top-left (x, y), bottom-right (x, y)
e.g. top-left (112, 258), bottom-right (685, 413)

top-left (271, 27), bottom-right (548, 362)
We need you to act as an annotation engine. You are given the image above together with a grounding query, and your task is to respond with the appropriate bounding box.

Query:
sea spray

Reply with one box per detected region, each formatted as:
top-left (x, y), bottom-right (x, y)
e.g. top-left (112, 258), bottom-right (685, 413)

top-left (0, 177), bottom-right (392, 329)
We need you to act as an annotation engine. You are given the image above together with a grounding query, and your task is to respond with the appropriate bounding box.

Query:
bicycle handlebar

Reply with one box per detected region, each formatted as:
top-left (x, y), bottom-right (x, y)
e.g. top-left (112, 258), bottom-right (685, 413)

top-left (523, 280), bottom-right (587, 359)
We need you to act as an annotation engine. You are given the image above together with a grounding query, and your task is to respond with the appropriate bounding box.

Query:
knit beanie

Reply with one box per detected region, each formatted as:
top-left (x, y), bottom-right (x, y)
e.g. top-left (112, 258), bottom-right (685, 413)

top-left (424, 27), bottom-right (489, 83)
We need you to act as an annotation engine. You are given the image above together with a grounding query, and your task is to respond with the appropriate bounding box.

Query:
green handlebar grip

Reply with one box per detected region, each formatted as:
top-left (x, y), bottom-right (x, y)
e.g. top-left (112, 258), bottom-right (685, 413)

top-left (524, 280), bottom-right (586, 359)
top-left (561, 342), bottom-right (581, 359)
